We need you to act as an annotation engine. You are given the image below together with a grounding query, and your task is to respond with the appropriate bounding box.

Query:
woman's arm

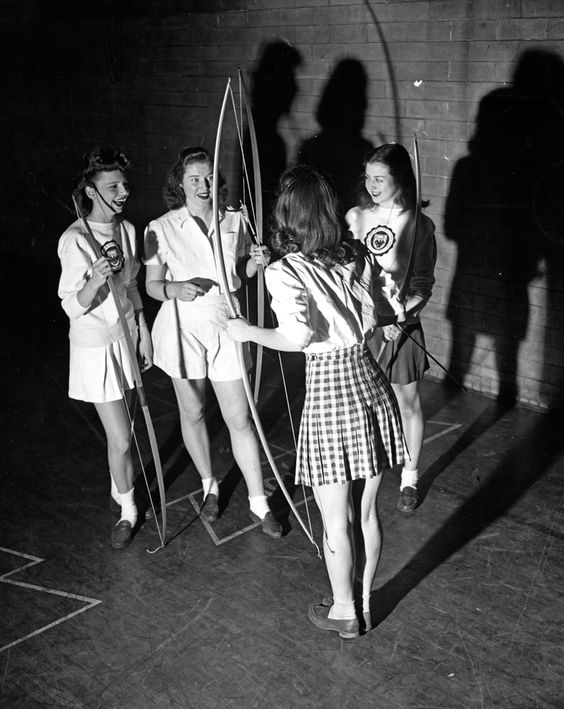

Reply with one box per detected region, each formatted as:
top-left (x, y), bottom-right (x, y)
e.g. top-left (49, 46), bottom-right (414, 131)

top-left (405, 215), bottom-right (437, 314)
top-left (245, 244), bottom-right (271, 278)
top-left (226, 317), bottom-right (304, 353)
top-left (145, 264), bottom-right (171, 301)
top-left (145, 264), bottom-right (206, 302)
top-left (75, 256), bottom-right (112, 308)
top-left (134, 307), bottom-right (153, 371)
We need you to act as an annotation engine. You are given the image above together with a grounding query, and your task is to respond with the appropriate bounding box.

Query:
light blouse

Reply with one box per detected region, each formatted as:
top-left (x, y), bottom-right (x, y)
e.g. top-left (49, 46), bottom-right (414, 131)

top-left (143, 206), bottom-right (250, 294)
top-left (57, 218), bottom-right (141, 347)
top-left (265, 252), bottom-right (382, 353)
top-left (346, 205), bottom-right (436, 318)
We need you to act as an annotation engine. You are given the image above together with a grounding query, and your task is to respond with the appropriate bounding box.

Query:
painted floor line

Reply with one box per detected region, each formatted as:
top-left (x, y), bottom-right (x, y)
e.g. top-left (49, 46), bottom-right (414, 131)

top-left (0, 547), bottom-right (102, 654)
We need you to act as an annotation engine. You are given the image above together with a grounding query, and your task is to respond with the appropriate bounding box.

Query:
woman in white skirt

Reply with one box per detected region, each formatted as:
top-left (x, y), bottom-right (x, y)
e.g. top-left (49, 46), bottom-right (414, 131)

top-left (144, 147), bottom-right (282, 538)
top-left (57, 148), bottom-right (153, 550)
top-left (227, 166), bottom-right (405, 638)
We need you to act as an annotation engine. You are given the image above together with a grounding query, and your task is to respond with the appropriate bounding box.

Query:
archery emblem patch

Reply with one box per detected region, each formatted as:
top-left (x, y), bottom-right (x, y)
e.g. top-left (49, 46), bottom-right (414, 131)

top-left (100, 239), bottom-right (125, 273)
top-left (365, 225), bottom-right (396, 256)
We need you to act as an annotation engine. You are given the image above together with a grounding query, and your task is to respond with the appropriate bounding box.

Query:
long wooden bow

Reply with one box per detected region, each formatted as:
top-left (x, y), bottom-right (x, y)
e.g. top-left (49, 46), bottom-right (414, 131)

top-left (71, 195), bottom-right (167, 551)
top-left (235, 69), bottom-right (265, 401)
top-left (391, 137), bottom-right (467, 390)
top-left (212, 79), bottom-right (318, 551)
top-left (398, 133), bottom-right (421, 307)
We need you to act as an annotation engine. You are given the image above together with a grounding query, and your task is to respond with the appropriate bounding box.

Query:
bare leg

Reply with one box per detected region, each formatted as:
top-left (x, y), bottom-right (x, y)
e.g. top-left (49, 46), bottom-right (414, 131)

top-left (212, 378), bottom-right (265, 498)
top-left (392, 380), bottom-right (424, 473)
top-left (212, 378), bottom-right (281, 536)
top-left (358, 475), bottom-right (384, 611)
top-left (171, 378), bottom-right (213, 481)
top-left (95, 396), bottom-right (137, 546)
top-left (313, 482), bottom-right (354, 613)
top-left (95, 397), bottom-right (134, 494)
top-left (392, 380), bottom-right (423, 512)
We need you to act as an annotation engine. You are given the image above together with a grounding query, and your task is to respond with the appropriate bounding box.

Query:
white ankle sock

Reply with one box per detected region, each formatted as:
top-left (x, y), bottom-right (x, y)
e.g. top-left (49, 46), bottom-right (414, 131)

top-left (249, 495), bottom-right (269, 519)
top-left (362, 593), bottom-right (371, 614)
top-left (110, 474), bottom-right (120, 504)
top-left (400, 468), bottom-right (418, 490)
top-left (328, 599), bottom-right (356, 620)
top-left (202, 477), bottom-right (219, 498)
top-left (119, 488), bottom-right (137, 525)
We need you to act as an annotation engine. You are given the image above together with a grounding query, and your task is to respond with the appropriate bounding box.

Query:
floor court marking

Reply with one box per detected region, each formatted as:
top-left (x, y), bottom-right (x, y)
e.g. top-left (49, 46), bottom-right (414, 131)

top-left (424, 421), bottom-right (462, 444)
top-left (1, 422), bottom-right (462, 649)
top-left (0, 547), bottom-right (102, 654)
top-left (166, 419), bottom-right (462, 545)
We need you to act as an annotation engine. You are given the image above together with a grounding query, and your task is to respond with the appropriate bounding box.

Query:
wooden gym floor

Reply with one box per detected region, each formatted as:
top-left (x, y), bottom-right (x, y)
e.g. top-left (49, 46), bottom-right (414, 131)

top-left (0, 274), bottom-right (562, 709)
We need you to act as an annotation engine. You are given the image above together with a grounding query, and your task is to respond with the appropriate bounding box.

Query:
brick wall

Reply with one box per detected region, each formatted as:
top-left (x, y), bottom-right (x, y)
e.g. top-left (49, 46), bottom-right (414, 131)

top-left (2, 0), bottom-right (564, 408)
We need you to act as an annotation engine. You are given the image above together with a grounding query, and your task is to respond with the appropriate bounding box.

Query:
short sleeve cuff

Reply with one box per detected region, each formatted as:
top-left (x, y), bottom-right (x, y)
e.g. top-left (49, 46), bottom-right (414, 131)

top-left (62, 293), bottom-right (89, 320)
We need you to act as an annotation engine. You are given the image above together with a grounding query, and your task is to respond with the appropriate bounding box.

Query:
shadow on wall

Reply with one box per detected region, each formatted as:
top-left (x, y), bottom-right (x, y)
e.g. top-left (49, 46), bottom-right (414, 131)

top-left (239, 39), bottom-right (302, 234)
top-left (297, 58), bottom-right (374, 215)
top-left (444, 48), bottom-right (564, 408)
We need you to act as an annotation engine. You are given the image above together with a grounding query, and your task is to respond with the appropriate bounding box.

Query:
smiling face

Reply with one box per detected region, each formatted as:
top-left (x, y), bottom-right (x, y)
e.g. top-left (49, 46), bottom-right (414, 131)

top-left (364, 161), bottom-right (397, 209)
top-left (181, 160), bottom-right (214, 212)
top-left (86, 170), bottom-right (129, 222)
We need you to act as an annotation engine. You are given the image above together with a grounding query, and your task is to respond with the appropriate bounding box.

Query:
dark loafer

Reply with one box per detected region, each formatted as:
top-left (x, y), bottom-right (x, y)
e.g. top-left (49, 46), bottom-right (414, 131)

top-left (111, 520), bottom-right (133, 550)
top-left (250, 511), bottom-right (282, 538)
top-left (201, 493), bottom-right (219, 522)
top-left (397, 485), bottom-right (418, 512)
top-left (321, 595), bottom-right (372, 633)
top-left (308, 604), bottom-right (359, 639)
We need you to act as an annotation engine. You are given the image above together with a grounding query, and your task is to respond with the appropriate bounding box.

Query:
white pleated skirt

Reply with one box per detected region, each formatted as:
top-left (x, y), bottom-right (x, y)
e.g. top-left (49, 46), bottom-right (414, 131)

top-left (68, 329), bottom-right (138, 403)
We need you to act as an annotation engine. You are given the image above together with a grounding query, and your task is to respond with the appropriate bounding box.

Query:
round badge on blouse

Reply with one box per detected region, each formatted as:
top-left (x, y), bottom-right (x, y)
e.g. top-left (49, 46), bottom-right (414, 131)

top-left (100, 239), bottom-right (125, 273)
top-left (365, 225), bottom-right (396, 255)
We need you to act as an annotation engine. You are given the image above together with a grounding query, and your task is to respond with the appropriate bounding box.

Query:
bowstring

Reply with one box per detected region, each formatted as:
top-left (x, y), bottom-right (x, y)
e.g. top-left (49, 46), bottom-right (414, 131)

top-left (235, 75), bottom-right (255, 387)
top-left (229, 81), bottom-right (265, 401)
top-left (224, 82), bottom-right (317, 551)
top-left (229, 83), bottom-right (259, 238)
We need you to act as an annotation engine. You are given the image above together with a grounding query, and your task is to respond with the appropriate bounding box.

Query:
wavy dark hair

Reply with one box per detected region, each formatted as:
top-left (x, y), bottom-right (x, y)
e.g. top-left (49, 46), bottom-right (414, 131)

top-left (271, 165), bottom-right (367, 267)
top-left (358, 143), bottom-right (416, 211)
top-left (74, 147), bottom-right (131, 214)
top-left (163, 146), bottom-right (226, 210)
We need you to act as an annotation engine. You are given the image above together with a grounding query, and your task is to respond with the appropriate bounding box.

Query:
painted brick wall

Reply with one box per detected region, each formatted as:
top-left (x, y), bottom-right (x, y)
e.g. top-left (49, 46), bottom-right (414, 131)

top-left (2, 0), bottom-right (564, 408)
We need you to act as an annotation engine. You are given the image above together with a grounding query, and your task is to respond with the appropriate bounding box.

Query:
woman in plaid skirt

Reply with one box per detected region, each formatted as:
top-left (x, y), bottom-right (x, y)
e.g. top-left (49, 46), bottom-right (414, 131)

top-left (227, 166), bottom-right (405, 638)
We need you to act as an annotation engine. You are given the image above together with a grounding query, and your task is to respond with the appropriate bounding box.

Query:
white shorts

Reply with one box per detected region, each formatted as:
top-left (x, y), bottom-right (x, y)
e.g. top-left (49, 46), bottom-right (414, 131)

top-left (152, 295), bottom-right (251, 381)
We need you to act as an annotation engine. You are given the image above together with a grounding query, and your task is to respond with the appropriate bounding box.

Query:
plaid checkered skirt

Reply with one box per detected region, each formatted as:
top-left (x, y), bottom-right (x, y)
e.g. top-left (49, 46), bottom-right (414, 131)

top-left (295, 343), bottom-right (405, 487)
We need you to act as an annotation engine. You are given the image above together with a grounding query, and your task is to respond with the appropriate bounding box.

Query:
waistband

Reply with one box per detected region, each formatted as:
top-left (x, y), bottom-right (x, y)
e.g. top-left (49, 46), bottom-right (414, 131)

top-left (305, 342), bottom-right (368, 362)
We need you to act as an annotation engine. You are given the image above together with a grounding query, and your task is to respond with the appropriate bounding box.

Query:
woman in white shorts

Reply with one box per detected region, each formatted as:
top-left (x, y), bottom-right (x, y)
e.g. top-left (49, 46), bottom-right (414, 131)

top-left (144, 146), bottom-right (282, 538)
top-left (57, 147), bottom-right (153, 550)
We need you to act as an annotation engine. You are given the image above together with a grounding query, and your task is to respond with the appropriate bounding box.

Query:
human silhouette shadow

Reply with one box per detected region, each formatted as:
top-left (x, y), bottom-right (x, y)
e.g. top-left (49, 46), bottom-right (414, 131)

top-left (239, 39), bottom-right (302, 236)
top-left (444, 48), bottom-right (564, 407)
top-left (370, 404), bottom-right (564, 625)
top-left (297, 58), bottom-right (373, 215)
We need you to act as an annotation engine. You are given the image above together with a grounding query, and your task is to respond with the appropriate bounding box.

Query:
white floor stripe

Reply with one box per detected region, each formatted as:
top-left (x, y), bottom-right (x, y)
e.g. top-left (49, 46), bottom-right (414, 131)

top-left (0, 547), bottom-right (102, 653)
